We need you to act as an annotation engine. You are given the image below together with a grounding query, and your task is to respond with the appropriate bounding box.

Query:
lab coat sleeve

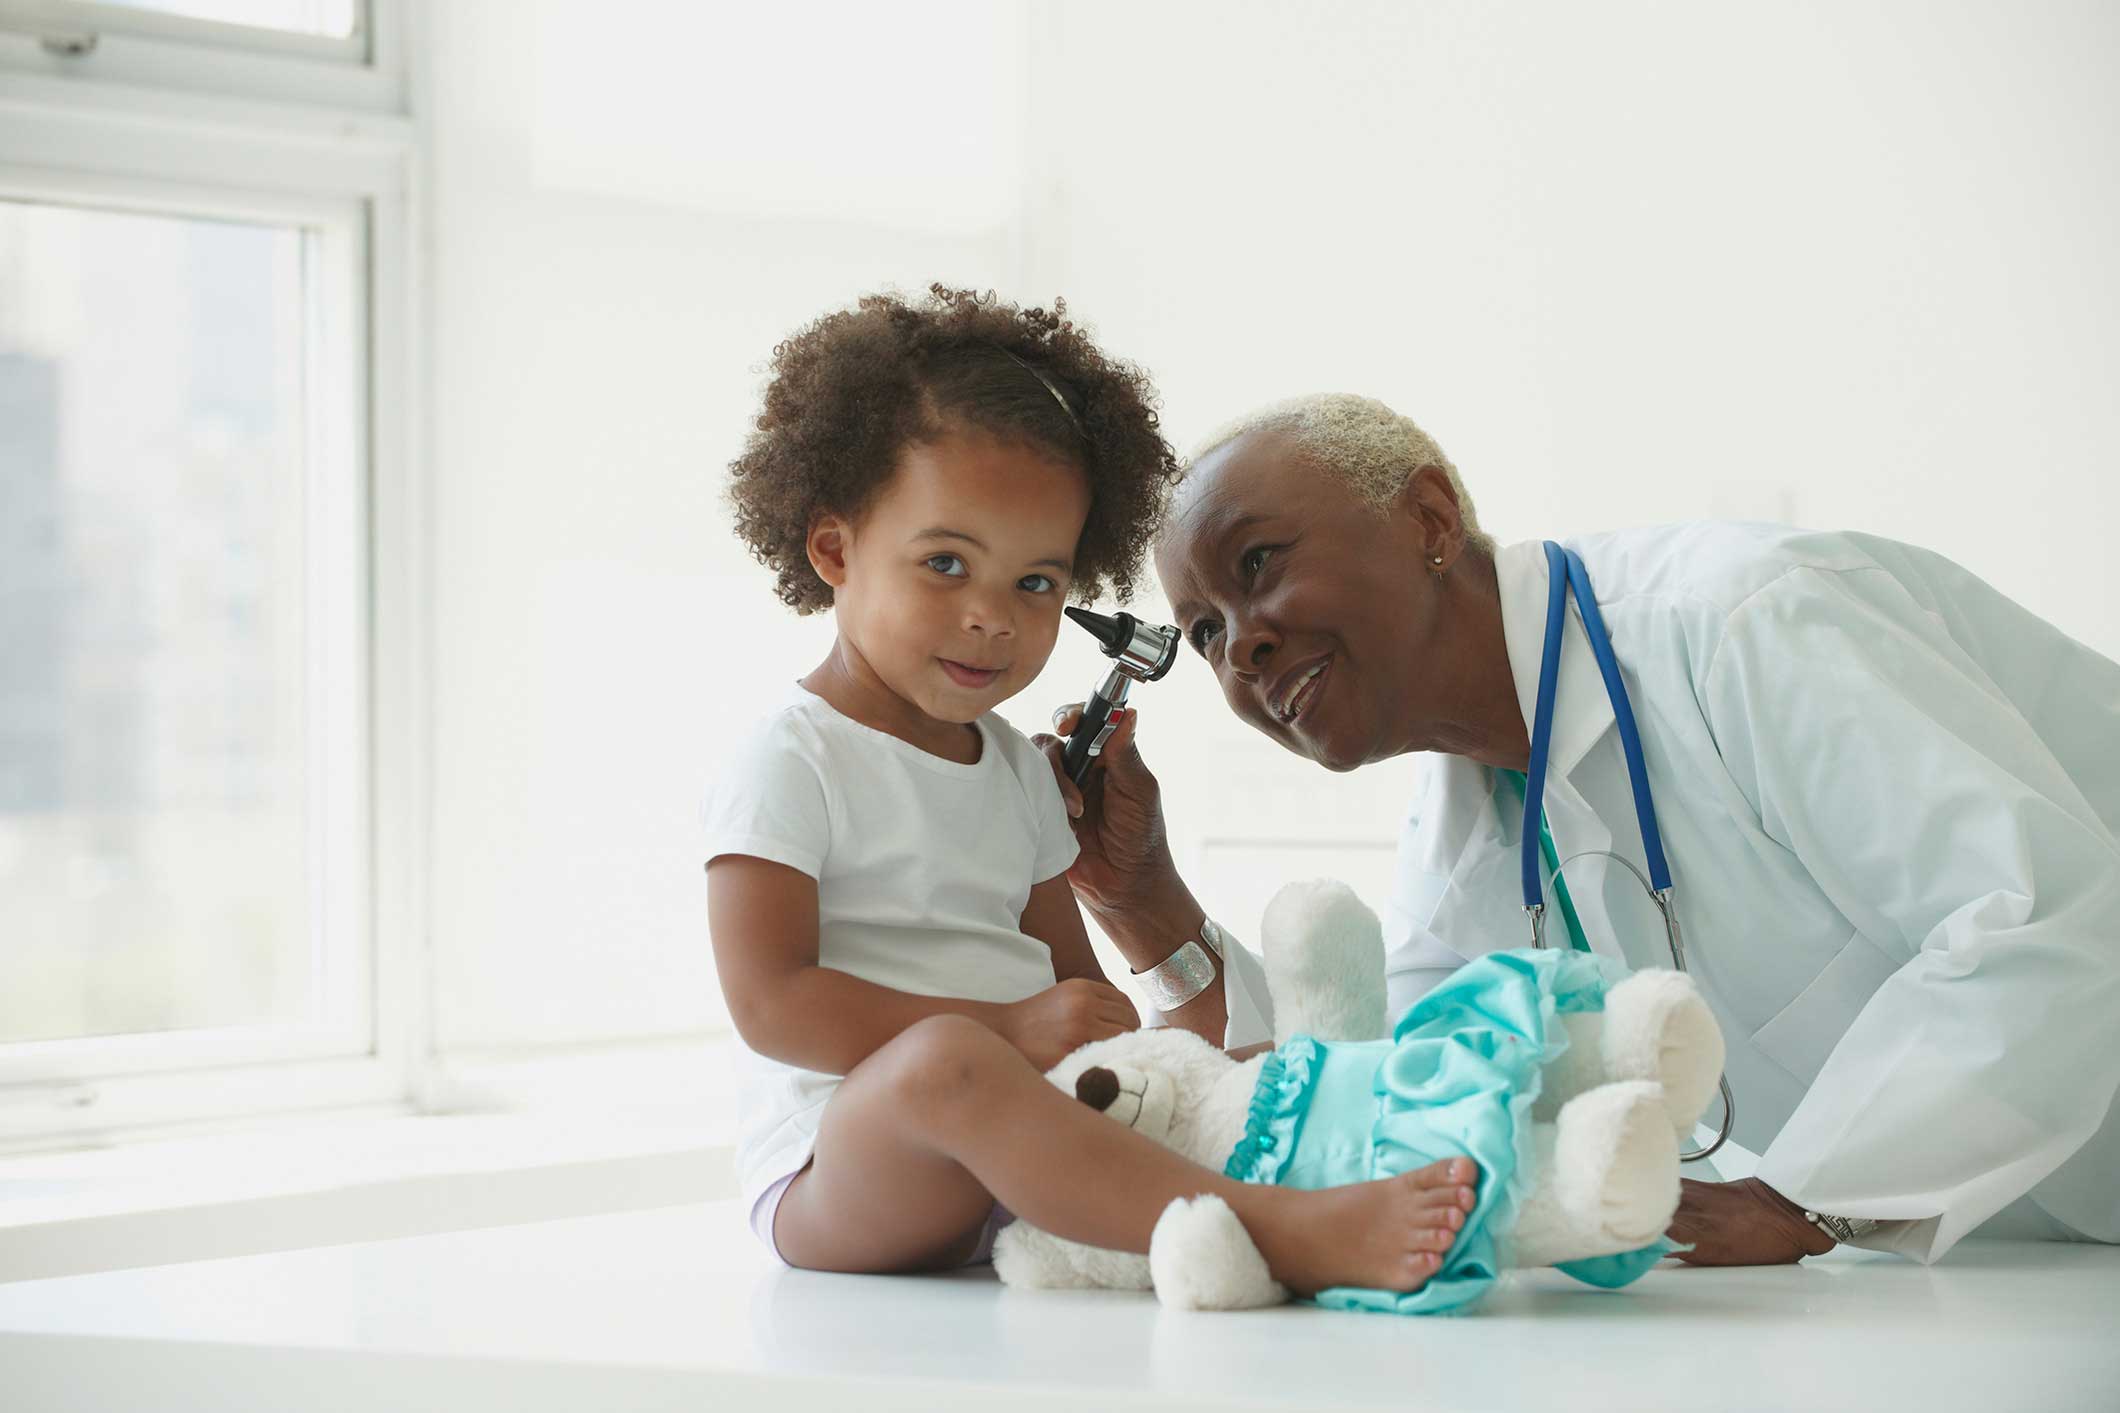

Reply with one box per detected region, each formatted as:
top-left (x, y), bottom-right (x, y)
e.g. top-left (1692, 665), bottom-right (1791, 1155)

top-left (1703, 567), bottom-right (2120, 1261)
top-left (1138, 929), bottom-right (1275, 1050)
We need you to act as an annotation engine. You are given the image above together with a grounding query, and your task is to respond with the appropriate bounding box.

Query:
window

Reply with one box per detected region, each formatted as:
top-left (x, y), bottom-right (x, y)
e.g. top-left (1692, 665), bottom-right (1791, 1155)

top-left (0, 0), bottom-right (416, 1150)
top-left (0, 0), bottom-right (398, 111)
top-left (90, 0), bottom-right (358, 38)
top-left (0, 190), bottom-right (368, 1041)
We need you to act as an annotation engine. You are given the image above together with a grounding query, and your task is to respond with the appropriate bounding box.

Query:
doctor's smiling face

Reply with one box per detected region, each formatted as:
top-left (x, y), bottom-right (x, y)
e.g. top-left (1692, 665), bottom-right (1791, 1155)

top-left (1155, 429), bottom-right (1521, 773)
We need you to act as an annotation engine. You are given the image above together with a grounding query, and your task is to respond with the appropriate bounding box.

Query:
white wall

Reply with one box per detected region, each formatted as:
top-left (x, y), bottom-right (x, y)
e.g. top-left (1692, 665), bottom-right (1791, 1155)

top-left (1015, 0), bottom-right (2120, 962)
top-left (424, 1), bottom-right (2120, 1054)
top-left (424, 1), bottom-right (1026, 1048)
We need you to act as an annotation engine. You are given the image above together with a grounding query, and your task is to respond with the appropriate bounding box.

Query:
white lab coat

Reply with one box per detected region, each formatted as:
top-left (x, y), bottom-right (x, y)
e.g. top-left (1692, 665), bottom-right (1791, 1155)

top-left (1190, 524), bottom-right (2120, 1261)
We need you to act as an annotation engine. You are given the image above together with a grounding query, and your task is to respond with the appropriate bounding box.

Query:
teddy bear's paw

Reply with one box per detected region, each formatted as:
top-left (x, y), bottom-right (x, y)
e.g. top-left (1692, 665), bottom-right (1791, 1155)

top-left (994, 1220), bottom-right (1148, 1291)
top-left (1149, 1195), bottom-right (1289, 1311)
top-left (991, 1220), bottom-right (1071, 1289)
top-left (1261, 879), bottom-right (1387, 1045)
top-left (1601, 970), bottom-right (1726, 1137)
top-left (1552, 1080), bottom-right (1680, 1248)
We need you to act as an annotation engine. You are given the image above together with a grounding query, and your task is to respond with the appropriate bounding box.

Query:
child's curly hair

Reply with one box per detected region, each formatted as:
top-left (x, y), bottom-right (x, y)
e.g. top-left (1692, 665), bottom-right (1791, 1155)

top-left (728, 284), bottom-right (1178, 614)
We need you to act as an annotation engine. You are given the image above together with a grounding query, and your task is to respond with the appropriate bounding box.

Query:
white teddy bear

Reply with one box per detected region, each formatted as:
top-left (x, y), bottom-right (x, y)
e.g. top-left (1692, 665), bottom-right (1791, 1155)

top-left (994, 879), bottom-right (1725, 1311)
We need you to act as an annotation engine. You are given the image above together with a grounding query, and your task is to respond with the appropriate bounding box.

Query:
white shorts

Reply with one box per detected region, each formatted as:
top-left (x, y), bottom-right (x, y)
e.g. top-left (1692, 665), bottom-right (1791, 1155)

top-left (748, 1163), bottom-right (1012, 1267)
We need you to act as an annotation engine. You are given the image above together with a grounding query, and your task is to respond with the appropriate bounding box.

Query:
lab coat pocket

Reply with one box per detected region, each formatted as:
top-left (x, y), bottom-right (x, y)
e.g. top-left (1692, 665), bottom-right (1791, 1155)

top-left (1748, 930), bottom-right (1902, 1083)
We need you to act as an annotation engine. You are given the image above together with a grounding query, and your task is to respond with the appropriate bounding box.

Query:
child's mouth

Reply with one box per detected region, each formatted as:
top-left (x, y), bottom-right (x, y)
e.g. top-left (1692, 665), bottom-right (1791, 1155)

top-left (940, 659), bottom-right (1003, 689)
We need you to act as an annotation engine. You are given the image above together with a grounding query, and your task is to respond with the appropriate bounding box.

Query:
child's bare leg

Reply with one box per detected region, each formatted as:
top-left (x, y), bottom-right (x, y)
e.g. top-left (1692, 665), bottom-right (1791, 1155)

top-left (774, 1015), bottom-right (1477, 1293)
top-left (771, 1035), bottom-right (1004, 1274)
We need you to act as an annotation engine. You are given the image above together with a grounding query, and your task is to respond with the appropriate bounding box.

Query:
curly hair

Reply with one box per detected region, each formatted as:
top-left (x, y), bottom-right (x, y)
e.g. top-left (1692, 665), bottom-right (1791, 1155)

top-left (728, 284), bottom-right (1178, 614)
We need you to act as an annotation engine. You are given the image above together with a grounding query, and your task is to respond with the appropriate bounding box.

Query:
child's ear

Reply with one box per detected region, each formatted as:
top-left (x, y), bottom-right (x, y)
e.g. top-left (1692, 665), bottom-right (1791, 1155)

top-left (806, 516), bottom-right (852, 590)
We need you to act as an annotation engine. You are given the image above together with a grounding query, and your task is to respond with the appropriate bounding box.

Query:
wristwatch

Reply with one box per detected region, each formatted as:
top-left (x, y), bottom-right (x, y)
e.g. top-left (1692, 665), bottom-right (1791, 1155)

top-left (1132, 918), bottom-right (1227, 1012)
top-left (1803, 1210), bottom-right (1880, 1244)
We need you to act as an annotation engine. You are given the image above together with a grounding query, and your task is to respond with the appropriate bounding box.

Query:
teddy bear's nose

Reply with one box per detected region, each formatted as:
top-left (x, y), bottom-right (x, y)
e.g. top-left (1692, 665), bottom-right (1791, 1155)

top-left (1074, 1066), bottom-right (1120, 1112)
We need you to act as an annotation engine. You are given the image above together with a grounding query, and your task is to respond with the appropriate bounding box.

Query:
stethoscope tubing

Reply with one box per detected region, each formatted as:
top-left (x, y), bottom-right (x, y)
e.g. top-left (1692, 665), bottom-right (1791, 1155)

top-left (1522, 541), bottom-right (1735, 1162)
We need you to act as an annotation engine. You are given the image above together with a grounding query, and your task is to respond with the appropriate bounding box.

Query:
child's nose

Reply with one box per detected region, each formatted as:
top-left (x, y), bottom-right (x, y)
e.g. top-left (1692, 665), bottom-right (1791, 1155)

top-left (962, 590), bottom-right (1015, 636)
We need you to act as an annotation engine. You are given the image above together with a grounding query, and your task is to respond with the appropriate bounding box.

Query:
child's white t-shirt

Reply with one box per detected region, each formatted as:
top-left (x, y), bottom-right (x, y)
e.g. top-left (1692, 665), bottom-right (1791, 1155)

top-left (703, 684), bottom-right (1080, 1205)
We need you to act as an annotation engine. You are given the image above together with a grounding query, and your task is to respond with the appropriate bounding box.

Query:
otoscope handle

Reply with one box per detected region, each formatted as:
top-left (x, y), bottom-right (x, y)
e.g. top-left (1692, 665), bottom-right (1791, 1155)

top-left (1062, 688), bottom-right (1121, 786)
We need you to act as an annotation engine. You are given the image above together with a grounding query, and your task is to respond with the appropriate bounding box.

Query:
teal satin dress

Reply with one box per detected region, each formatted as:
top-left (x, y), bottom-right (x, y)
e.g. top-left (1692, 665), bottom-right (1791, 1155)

top-left (1221, 947), bottom-right (1672, 1315)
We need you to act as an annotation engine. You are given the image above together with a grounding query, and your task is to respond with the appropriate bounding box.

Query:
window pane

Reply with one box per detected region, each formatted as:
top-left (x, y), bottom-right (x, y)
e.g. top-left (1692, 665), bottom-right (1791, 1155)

top-left (95, 0), bottom-right (359, 39)
top-left (0, 201), bottom-right (318, 1043)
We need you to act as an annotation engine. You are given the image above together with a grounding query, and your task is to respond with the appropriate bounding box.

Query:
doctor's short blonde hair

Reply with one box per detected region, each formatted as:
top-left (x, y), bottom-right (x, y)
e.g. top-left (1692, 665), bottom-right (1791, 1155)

top-left (1183, 393), bottom-right (1495, 555)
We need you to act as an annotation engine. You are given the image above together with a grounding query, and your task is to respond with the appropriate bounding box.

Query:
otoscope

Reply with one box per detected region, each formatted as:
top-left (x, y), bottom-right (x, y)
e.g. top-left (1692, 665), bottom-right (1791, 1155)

top-left (1060, 606), bottom-right (1182, 786)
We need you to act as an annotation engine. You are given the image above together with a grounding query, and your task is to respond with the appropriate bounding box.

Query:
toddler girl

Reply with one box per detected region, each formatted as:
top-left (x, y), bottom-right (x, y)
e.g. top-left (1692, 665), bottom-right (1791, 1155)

top-left (705, 285), bottom-right (1473, 1285)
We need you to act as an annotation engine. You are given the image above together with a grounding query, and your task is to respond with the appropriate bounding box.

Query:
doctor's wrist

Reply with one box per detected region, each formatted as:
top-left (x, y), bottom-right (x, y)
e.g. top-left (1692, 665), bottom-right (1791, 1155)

top-left (1083, 873), bottom-right (1208, 973)
top-left (1758, 1179), bottom-right (1838, 1258)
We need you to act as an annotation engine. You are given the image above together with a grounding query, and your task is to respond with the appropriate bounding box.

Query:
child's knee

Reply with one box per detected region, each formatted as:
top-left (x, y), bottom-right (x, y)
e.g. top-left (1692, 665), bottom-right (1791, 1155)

top-left (867, 1014), bottom-right (1016, 1118)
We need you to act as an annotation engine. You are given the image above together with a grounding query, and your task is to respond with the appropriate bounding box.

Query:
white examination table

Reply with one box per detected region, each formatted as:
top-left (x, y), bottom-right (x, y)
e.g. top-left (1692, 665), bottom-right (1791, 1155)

top-left (0, 1199), bottom-right (2112, 1411)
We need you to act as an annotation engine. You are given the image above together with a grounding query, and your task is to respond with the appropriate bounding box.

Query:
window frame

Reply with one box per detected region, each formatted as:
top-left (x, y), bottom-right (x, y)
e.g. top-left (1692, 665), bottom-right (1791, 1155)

top-left (0, 25), bottom-right (426, 1153)
top-left (1, 0), bottom-right (368, 60)
top-left (4, 0), bottom-right (366, 55)
top-left (0, 0), bottom-right (401, 114)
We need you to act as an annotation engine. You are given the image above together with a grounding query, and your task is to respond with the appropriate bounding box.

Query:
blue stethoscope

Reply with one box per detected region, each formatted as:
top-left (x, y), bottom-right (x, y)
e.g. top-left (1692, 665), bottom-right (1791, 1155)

top-left (1520, 541), bottom-right (1735, 1162)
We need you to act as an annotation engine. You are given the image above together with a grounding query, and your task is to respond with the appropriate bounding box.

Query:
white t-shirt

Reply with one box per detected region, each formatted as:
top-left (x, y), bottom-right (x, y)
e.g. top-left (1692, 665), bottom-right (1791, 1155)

top-left (703, 684), bottom-right (1080, 1204)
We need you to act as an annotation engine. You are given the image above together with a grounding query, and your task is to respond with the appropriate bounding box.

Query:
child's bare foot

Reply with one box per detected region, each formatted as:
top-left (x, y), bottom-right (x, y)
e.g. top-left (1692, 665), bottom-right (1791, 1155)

top-left (1238, 1158), bottom-right (1480, 1296)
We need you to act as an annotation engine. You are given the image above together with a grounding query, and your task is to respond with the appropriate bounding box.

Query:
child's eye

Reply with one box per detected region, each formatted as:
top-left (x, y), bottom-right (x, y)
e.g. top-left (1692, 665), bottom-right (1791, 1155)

top-left (1188, 620), bottom-right (1222, 653)
top-left (1018, 574), bottom-right (1057, 594)
top-left (1240, 546), bottom-right (1273, 579)
top-left (925, 554), bottom-right (968, 578)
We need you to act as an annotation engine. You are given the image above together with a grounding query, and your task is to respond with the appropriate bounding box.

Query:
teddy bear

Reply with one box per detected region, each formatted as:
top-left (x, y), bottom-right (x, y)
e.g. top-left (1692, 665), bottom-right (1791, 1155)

top-left (992, 879), bottom-right (1726, 1312)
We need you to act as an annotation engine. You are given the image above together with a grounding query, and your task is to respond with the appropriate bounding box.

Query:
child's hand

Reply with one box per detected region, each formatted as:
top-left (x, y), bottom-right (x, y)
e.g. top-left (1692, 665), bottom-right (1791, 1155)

top-left (998, 978), bottom-right (1139, 1071)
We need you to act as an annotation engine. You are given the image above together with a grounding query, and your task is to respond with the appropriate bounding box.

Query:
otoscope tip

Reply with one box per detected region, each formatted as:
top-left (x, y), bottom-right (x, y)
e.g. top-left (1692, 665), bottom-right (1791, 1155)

top-left (1064, 606), bottom-right (1130, 653)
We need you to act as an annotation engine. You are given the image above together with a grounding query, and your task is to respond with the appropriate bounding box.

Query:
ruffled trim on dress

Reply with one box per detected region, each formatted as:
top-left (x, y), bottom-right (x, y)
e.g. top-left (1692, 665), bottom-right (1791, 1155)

top-left (1222, 1035), bottom-right (1318, 1187)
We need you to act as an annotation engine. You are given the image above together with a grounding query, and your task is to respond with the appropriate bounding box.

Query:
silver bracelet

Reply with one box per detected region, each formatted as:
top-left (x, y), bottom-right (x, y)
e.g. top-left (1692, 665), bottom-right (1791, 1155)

top-left (1132, 918), bottom-right (1227, 1012)
top-left (1803, 1210), bottom-right (1879, 1244)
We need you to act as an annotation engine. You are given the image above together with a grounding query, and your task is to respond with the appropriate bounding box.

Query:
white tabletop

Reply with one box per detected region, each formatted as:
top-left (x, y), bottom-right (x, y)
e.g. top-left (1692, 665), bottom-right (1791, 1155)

top-left (0, 1199), bottom-right (2113, 1412)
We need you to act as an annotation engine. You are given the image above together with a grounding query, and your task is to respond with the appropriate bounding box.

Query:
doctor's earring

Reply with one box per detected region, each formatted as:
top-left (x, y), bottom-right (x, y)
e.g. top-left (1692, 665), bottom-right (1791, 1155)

top-left (1430, 554), bottom-right (1445, 573)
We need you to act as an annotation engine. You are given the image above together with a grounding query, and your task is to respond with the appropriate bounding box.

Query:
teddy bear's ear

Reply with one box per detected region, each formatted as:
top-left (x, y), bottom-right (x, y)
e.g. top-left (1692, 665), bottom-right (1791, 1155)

top-left (1074, 1066), bottom-right (1121, 1112)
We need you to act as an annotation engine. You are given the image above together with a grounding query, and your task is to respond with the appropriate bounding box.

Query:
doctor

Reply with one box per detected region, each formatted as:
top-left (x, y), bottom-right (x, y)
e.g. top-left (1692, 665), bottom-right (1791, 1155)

top-left (1045, 394), bottom-right (2120, 1265)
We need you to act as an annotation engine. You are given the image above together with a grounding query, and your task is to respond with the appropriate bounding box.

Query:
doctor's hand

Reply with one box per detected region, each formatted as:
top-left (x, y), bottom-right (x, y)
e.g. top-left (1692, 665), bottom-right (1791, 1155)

top-left (1666, 1178), bottom-right (1836, 1266)
top-left (1034, 704), bottom-right (1185, 917)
